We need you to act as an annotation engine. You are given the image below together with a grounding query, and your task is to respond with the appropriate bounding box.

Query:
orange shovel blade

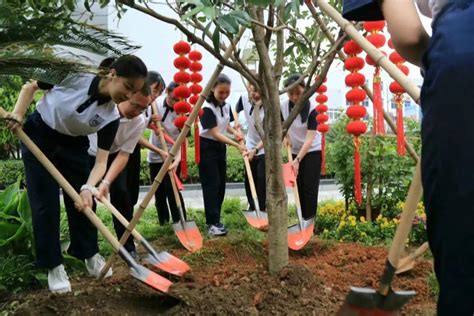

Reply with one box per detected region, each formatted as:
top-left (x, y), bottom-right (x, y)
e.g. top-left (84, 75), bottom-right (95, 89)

top-left (130, 265), bottom-right (173, 293)
top-left (287, 222), bottom-right (314, 250)
top-left (173, 172), bottom-right (184, 191)
top-left (173, 221), bottom-right (203, 252)
top-left (282, 163), bottom-right (296, 187)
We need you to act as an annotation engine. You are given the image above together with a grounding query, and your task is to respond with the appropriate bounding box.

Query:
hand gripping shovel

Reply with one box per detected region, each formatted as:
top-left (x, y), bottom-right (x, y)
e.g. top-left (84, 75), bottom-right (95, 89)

top-left (97, 196), bottom-right (190, 276)
top-left (285, 144), bottom-right (314, 250)
top-left (0, 107), bottom-right (172, 293)
top-left (337, 162), bottom-right (422, 315)
top-left (153, 103), bottom-right (203, 252)
top-left (396, 241), bottom-right (429, 275)
top-left (232, 110), bottom-right (268, 230)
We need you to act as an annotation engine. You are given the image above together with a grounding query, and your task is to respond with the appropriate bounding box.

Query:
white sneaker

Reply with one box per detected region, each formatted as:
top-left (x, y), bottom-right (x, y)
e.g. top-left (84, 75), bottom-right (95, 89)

top-left (208, 225), bottom-right (227, 237)
top-left (48, 264), bottom-right (71, 294)
top-left (85, 253), bottom-right (113, 279)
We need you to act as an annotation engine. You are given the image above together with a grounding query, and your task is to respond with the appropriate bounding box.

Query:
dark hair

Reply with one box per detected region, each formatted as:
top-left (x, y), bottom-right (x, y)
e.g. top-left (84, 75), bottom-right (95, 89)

top-left (139, 82), bottom-right (151, 96)
top-left (166, 81), bottom-right (178, 94)
top-left (284, 73), bottom-right (305, 88)
top-left (207, 74), bottom-right (231, 104)
top-left (99, 57), bottom-right (116, 68)
top-left (147, 71), bottom-right (166, 88)
top-left (109, 55), bottom-right (147, 79)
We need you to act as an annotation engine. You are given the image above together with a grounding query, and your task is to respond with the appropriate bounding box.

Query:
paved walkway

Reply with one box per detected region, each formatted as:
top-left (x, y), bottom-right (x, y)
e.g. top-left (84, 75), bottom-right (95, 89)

top-left (137, 180), bottom-right (343, 210)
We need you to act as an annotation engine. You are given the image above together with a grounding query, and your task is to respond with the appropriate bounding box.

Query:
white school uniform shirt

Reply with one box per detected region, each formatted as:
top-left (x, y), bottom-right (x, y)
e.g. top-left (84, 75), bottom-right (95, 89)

top-left (37, 73), bottom-right (119, 136)
top-left (416, 0), bottom-right (448, 18)
top-left (280, 98), bottom-right (321, 155)
top-left (147, 96), bottom-right (180, 163)
top-left (88, 115), bottom-right (146, 156)
top-left (236, 94), bottom-right (264, 156)
top-left (199, 100), bottom-right (232, 141)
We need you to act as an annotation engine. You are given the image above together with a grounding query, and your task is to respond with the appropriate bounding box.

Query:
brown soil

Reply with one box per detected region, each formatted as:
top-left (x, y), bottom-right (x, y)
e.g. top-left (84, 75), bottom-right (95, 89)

top-left (0, 238), bottom-right (436, 315)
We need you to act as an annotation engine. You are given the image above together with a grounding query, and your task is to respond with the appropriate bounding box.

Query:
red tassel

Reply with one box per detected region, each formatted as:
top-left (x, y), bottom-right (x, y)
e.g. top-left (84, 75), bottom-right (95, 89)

top-left (321, 134), bottom-right (326, 176)
top-left (181, 142), bottom-right (188, 180)
top-left (373, 67), bottom-right (385, 135)
top-left (354, 137), bottom-right (362, 205)
top-left (396, 96), bottom-right (406, 156)
top-left (194, 119), bottom-right (200, 165)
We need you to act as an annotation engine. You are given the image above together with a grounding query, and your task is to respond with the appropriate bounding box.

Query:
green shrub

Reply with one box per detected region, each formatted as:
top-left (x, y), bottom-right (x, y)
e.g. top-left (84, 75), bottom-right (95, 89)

top-left (326, 116), bottom-right (421, 217)
top-left (0, 160), bottom-right (25, 190)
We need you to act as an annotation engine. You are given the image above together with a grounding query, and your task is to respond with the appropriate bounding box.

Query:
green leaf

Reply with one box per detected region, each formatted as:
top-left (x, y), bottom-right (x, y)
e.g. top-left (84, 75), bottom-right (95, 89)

top-left (283, 3), bottom-right (293, 21)
top-left (0, 221), bottom-right (22, 246)
top-left (248, 0), bottom-right (272, 6)
top-left (17, 191), bottom-right (32, 232)
top-left (202, 6), bottom-right (216, 19)
top-left (212, 25), bottom-right (221, 52)
top-left (181, 4), bottom-right (205, 20)
top-left (0, 181), bottom-right (20, 210)
top-left (217, 15), bottom-right (239, 34)
top-left (202, 21), bottom-right (213, 41)
top-left (229, 9), bottom-right (251, 26)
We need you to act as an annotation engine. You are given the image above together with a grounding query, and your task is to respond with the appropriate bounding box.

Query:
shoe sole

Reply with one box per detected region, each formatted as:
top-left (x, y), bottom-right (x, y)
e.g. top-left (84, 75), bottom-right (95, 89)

top-left (50, 286), bottom-right (72, 294)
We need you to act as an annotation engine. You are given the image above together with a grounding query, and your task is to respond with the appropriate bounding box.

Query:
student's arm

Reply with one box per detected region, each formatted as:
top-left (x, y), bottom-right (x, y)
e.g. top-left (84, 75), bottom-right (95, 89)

top-left (96, 151), bottom-right (130, 198)
top-left (210, 127), bottom-right (246, 153)
top-left (138, 136), bottom-right (169, 160)
top-left (380, 0), bottom-right (430, 67)
top-left (291, 110), bottom-right (318, 177)
top-left (6, 81), bottom-right (40, 130)
top-left (245, 140), bottom-right (264, 161)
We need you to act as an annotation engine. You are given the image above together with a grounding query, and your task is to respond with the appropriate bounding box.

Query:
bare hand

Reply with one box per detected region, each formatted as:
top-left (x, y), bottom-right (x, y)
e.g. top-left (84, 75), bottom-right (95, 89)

top-left (97, 182), bottom-right (109, 200)
top-left (151, 114), bottom-right (161, 124)
top-left (79, 190), bottom-right (93, 211)
top-left (5, 112), bottom-right (23, 131)
top-left (244, 148), bottom-right (256, 161)
top-left (234, 131), bottom-right (244, 142)
top-left (291, 159), bottom-right (300, 177)
top-left (161, 151), bottom-right (169, 160)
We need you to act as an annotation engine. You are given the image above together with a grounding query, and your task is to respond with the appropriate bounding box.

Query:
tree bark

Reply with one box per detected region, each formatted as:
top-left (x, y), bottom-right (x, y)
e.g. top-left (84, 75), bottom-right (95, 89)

top-left (250, 5), bottom-right (288, 274)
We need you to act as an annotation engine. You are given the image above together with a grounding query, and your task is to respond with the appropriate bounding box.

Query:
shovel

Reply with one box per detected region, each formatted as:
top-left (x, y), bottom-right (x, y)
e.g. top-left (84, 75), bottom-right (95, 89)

top-left (396, 242), bottom-right (429, 275)
top-left (152, 103), bottom-right (203, 252)
top-left (0, 107), bottom-right (172, 293)
top-left (285, 144), bottom-right (314, 250)
top-left (97, 196), bottom-right (190, 276)
top-left (232, 110), bottom-right (268, 230)
top-left (337, 162), bottom-right (422, 315)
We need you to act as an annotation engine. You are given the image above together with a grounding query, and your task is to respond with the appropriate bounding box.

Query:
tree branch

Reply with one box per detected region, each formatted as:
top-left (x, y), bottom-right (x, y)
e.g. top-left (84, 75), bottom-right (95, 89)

top-left (281, 31), bottom-right (345, 135)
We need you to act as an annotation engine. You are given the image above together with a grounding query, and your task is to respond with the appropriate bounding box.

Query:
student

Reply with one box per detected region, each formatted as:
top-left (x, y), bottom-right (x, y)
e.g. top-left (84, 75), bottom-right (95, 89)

top-left (5, 55), bottom-right (148, 294)
top-left (126, 71), bottom-right (166, 212)
top-left (148, 82), bottom-right (187, 225)
top-left (199, 74), bottom-right (246, 236)
top-left (89, 83), bottom-right (167, 259)
top-left (343, 1), bottom-right (474, 315)
top-left (235, 83), bottom-right (266, 212)
top-left (280, 74), bottom-right (322, 221)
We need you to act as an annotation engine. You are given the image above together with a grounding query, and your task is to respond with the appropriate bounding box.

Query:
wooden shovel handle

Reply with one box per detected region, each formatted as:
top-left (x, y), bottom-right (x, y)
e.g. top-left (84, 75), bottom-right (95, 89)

top-left (286, 144), bottom-right (302, 211)
top-left (0, 107), bottom-right (122, 252)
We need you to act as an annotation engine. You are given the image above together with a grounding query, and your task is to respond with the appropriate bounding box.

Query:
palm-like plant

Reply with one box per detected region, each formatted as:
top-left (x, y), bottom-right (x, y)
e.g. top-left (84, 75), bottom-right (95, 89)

top-left (0, 1), bottom-right (140, 84)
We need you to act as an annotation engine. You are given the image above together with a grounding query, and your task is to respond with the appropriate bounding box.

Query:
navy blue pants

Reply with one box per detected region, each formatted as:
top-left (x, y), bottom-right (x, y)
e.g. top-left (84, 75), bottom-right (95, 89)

top-left (421, 2), bottom-right (474, 314)
top-left (22, 111), bottom-right (98, 269)
top-left (293, 151), bottom-right (322, 220)
top-left (244, 154), bottom-right (266, 212)
top-left (149, 162), bottom-right (186, 225)
top-left (198, 137), bottom-right (226, 226)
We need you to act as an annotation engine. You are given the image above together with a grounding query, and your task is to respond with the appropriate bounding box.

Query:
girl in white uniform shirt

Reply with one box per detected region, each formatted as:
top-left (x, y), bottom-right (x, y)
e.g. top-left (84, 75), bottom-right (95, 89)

top-left (199, 74), bottom-right (246, 236)
top-left (280, 74), bottom-right (322, 222)
top-left (5, 55), bottom-right (148, 294)
top-left (235, 83), bottom-right (266, 213)
top-left (148, 82), bottom-right (187, 225)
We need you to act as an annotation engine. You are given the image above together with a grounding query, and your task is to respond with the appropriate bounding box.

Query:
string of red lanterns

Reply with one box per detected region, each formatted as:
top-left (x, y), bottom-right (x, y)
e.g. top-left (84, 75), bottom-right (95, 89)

top-left (188, 49), bottom-right (203, 165)
top-left (364, 21), bottom-right (386, 135)
top-left (173, 40), bottom-right (192, 179)
top-left (388, 38), bottom-right (409, 156)
top-left (315, 77), bottom-right (329, 176)
top-left (344, 39), bottom-right (367, 205)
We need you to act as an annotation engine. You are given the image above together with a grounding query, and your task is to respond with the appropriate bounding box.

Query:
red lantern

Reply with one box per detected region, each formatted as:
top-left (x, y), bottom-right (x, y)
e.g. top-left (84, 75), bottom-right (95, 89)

top-left (173, 101), bottom-right (192, 114)
top-left (346, 105), bottom-right (367, 119)
top-left (346, 88), bottom-right (367, 103)
top-left (346, 121), bottom-right (368, 136)
top-left (343, 40), bottom-right (363, 56)
top-left (173, 71), bottom-right (190, 84)
top-left (174, 56), bottom-right (191, 70)
top-left (317, 124), bottom-right (329, 133)
top-left (317, 84), bottom-right (327, 93)
top-left (189, 84), bottom-right (203, 95)
top-left (173, 41), bottom-right (191, 55)
top-left (316, 113), bottom-right (329, 123)
top-left (344, 56), bottom-right (365, 71)
top-left (345, 73), bottom-right (366, 88)
top-left (389, 82), bottom-right (405, 94)
top-left (189, 94), bottom-right (199, 105)
top-left (188, 50), bottom-right (202, 61)
top-left (189, 62), bottom-right (203, 72)
top-left (190, 72), bottom-right (203, 83)
top-left (174, 115), bottom-right (187, 129)
top-left (316, 104), bottom-right (328, 113)
top-left (363, 20), bottom-right (385, 32)
top-left (316, 94), bottom-right (328, 103)
top-left (173, 85), bottom-right (191, 99)
top-left (389, 52), bottom-right (405, 64)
